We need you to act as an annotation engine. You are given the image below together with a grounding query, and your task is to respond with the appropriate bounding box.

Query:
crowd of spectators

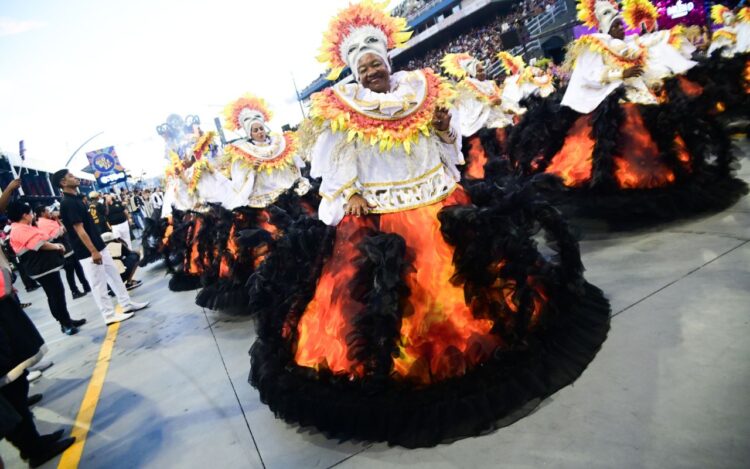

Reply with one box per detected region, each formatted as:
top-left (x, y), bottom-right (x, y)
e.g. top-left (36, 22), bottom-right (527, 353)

top-left (391, 0), bottom-right (442, 19)
top-left (400, 0), bottom-right (558, 72)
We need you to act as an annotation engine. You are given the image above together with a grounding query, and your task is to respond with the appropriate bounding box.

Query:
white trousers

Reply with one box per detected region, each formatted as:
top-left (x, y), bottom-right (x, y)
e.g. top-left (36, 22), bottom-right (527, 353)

top-left (79, 248), bottom-right (132, 321)
top-left (111, 221), bottom-right (132, 249)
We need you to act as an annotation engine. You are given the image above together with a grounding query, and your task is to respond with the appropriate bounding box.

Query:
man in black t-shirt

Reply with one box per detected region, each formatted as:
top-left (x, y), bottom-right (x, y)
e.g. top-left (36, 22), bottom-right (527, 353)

top-left (52, 169), bottom-right (148, 326)
top-left (105, 194), bottom-right (132, 249)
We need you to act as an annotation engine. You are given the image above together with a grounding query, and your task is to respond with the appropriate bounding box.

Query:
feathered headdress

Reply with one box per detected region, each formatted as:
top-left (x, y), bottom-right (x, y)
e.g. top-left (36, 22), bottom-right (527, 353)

top-left (441, 53), bottom-right (480, 79)
top-left (317, 0), bottom-right (412, 80)
top-left (737, 6), bottom-right (749, 23)
top-left (496, 51), bottom-right (526, 75)
top-left (710, 4), bottom-right (732, 25)
top-left (577, 0), bottom-right (621, 33)
top-left (223, 94), bottom-right (273, 132)
top-left (622, 0), bottom-right (658, 32)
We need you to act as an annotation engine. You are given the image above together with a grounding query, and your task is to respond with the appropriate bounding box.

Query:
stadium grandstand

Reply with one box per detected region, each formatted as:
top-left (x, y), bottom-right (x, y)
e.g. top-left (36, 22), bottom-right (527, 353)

top-left (298, 0), bottom-right (576, 101)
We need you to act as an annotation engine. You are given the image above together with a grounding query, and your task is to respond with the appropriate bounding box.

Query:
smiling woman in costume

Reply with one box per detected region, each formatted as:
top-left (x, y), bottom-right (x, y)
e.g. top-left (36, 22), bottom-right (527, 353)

top-left (194, 94), bottom-right (314, 312)
top-left (247, 0), bottom-right (610, 448)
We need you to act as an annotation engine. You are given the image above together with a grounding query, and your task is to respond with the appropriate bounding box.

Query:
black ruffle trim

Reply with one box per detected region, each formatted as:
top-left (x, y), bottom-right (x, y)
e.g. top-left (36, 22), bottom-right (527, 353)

top-left (196, 188), bottom-right (319, 312)
top-left (250, 281), bottom-right (609, 448)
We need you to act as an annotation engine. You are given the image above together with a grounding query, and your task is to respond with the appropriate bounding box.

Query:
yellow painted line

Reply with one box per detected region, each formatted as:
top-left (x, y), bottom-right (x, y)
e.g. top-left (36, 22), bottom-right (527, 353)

top-left (57, 322), bottom-right (121, 469)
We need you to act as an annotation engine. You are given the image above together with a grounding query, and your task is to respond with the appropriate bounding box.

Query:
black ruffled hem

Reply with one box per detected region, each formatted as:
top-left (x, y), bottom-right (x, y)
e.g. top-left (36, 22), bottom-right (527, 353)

top-left (195, 280), bottom-right (249, 313)
top-left (249, 281), bottom-right (609, 448)
top-left (168, 271), bottom-right (202, 292)
top-left (549, 173), bottom-right (748, 228)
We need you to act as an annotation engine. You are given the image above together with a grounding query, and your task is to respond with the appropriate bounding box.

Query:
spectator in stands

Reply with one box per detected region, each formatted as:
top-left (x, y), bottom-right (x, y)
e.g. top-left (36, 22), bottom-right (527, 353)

top-left (105, 193), bottom-right (132, 249)
top-left (7, 202), bottom-right (87, 335)
top-left (88, 191), bottom-right (110, 235)
top-left (34, 205), bottom-right (91, 299)
top-left (52, 169), bottom-right (149, 326)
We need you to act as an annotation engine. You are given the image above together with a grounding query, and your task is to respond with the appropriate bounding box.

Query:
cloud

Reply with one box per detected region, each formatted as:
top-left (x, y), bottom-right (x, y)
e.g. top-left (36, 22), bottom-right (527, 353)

top-left (0, 17), bottom-right (46, 37)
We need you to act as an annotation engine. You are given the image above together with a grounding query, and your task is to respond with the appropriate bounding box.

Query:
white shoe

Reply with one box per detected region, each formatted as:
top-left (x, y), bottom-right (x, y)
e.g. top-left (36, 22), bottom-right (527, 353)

top-left (27, 370), bottom-right (42, 382)
top-left (121, 301), bottom-right (149, 314)
top-left (105, 312), bottom-right (135, 326)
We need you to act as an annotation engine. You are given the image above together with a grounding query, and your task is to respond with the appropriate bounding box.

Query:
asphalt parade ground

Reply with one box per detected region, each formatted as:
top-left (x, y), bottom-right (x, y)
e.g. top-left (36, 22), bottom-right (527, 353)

top-left (2, 142), bottom-right (749, 469)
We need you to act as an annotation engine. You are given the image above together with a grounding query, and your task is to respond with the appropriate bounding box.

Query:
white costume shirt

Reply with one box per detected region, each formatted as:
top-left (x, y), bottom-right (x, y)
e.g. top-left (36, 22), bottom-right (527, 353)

top-left (632, 31), bottom-right (697, 83)
top-left (226, 135), bottom-right (310, 209)
top-left (561, 34), bottom-right (657, 114)
top-left (708, 26), bottom-right (739, 58)
top-left (453, 77), bottom-right (513, 136)
top-left (310, 70), bottom-right (463, 226)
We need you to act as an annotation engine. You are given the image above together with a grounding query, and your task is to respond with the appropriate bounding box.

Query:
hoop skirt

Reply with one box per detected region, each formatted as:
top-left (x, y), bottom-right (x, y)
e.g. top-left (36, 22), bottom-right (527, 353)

top-left (248, 181), bottom-right (610, 447)
top-left (507, 87), bottom-right (748, 226)
top-left (195, 189), bottom-right (319, 312)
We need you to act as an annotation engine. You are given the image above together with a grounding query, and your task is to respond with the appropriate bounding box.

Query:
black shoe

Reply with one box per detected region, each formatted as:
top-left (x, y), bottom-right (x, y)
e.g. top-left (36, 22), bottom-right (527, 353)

top-left (70, 318), bottom-right (87, 327)
top-left (19, 429), bottom-right (65, 460)
top-left (60, 324), bottom-right (79, 336)
top-left (126, 280), bottom-right (143, 290)
top-left (27, 393), bottom-right (43, 406)
top-left (26, 284), bottom-right (40, 292)
top-left (28, 436), bottom-right (76, 468)
top-left (72, 290), bottom-right (86, 299)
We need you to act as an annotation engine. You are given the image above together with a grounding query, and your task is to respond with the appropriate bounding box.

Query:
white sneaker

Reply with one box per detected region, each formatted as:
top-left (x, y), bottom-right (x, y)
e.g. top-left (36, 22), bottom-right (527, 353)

top-left (27, 370), bottom-right (43, 382)
top-left (105, 312), bottom-right (135, 326)
top-left (121, 301), bottom-right (149, 314)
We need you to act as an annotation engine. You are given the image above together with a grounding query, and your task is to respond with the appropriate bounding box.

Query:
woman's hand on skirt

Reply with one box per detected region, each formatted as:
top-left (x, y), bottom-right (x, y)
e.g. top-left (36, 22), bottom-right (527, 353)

top-left (345, 194), bottom-right (373, 217)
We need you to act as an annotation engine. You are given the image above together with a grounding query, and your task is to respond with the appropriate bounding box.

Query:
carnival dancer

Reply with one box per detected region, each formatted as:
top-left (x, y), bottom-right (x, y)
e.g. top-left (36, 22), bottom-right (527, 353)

top-left (248, 0), bottom-right (610, 448)
top-left (195, 94), bottom-right (314, 312)
top-left (708, 4), bottom-right (745, 58)
top-left (441, 53), bottom-right (513, 180)
top-left (497, 52), bottom-right (556, 116)
top-left (141, 114), bottom-right (205, 269)
top-left (698, 5), bottom-right (750, 127)
top-left (621, 0), bottom-right (697, 83)
top-left (166, 130), bottom-right (232, 292)
top-left (509, 0), bottom-right (747, 225)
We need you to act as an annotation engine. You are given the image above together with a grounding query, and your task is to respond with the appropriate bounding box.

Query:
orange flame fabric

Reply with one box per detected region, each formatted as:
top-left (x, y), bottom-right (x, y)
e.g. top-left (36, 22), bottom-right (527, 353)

top-left (546, 115), bottom-right (595, 187)
top-left (465, 135), bottom-right (488, 180)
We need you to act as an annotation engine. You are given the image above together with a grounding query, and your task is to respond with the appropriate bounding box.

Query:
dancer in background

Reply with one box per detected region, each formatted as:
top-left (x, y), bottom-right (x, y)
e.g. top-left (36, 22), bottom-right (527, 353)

top-left (195, 94), bottom-right (314, 312)
top-left (508, 0), bottom-right (747, 225)
top-left (441, 52), bottom-right (513, 180)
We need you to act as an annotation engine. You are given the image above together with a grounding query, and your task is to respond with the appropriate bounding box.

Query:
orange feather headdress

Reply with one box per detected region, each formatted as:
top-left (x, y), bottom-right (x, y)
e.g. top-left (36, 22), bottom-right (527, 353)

top-left (622, 0), bottom-right (658, 32)
top-left (441, 53), bottom-right (480, 79)
top-left (317, 0), bottom-right (412, 80)
top-left (496, 51), bottom-right (526, 76)
top-left (223, 94), bottom-right (273, 132)
top-left (710, 4), bottom-right (732, 25)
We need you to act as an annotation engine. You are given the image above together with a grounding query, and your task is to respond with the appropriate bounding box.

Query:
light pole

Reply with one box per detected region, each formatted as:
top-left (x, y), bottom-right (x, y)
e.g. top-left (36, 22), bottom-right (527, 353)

top-left (64, 131), bottom-right (104, 167)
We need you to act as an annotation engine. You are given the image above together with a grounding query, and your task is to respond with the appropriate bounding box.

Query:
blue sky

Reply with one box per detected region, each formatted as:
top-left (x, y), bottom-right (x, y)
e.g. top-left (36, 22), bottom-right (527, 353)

top-left (0, 0), bottom-right (355, 176)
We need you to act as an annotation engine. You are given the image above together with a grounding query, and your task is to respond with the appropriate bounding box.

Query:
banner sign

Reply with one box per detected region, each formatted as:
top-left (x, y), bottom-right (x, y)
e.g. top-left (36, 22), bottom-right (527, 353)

top-left (654, 0), bottom-right (706, 29)
top-left (574, 0), bottom-right (706, 37)
top-left (86, 146), bottom-right (127, 187)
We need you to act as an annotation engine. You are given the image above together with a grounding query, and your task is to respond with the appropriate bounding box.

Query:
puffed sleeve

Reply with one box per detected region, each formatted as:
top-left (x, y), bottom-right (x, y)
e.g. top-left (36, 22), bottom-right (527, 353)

top-left (230, 161), bottom-right (256, 208)
top-left (310, 129), bottom-right (359, 226)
